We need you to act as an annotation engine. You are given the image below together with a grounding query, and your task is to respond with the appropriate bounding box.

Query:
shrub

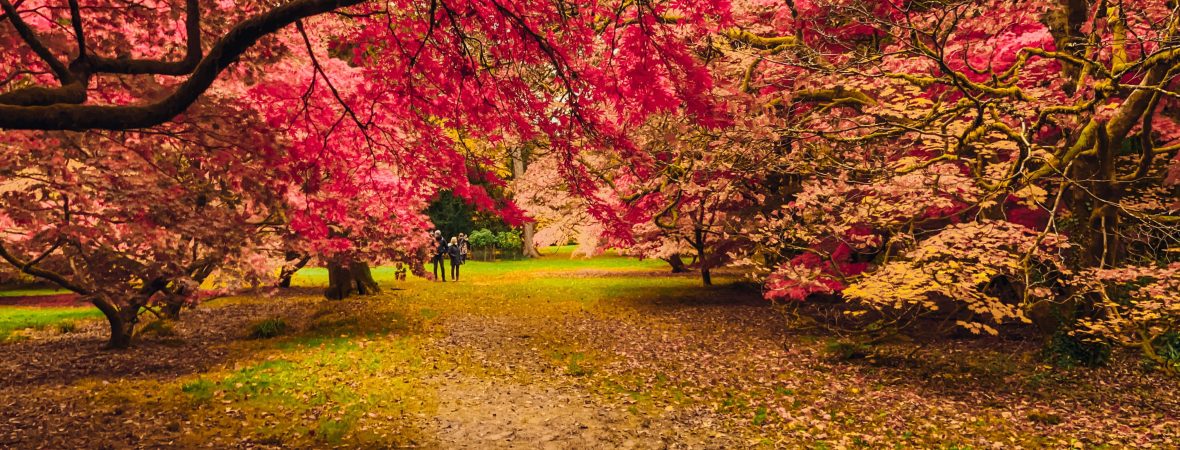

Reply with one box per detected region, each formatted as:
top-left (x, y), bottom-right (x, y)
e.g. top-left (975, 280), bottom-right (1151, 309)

top-left (496, 230), bottom-right (523, 252)
top-left (825, 339), bottom-right (871, 361)
top-left (1076, 263), bottom-right (1179, 375)
top-left (841, 221), bottom-right (1069, 337)
top-left (468, 228), bottom-right (496, 248)
top-left (1150, 332), bottom-right (1180, 374)
top-left (1043, 330), bottom-right (1110, 368)
top-left (57, 321), bottom-right (78, 334)
top-left (468, 228), bottom-right (497, 260)
top-left (249, 318), bottom-right (289, 339)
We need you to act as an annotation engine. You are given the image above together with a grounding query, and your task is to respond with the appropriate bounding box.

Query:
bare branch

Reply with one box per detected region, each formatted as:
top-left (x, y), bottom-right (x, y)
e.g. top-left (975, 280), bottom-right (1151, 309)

top-left (0, 242), bottom-right (91, 295)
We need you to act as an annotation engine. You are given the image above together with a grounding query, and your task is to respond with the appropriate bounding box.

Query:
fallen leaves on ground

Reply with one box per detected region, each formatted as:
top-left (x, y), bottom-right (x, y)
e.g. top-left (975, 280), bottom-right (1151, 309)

top-left (0, 273), bottom-right (1176, 449)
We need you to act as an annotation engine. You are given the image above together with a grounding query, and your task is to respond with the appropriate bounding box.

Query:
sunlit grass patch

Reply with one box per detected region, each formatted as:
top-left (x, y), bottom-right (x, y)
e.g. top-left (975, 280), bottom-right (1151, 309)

top-left (181, 378), bottom-right (216, 402)
top-left (38, 291), bottom-right (440, 447)
top-left (0, 306), bottom-right (102, 341)
top-left (248, 317), bottom-right (289, 339)
top-left (288, 245), bottom-right (668, 289)
top-left (164, 332), bottom-right (433, 447)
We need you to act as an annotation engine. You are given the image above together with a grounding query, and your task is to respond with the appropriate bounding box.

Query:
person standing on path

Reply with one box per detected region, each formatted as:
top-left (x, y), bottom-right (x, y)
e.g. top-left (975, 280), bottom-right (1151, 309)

top-left (458, 233), bottom-right (470, 264)
top-left (448, 236), bottom-right (463, 281)
top-left (432, 230), bottom-right (448, 281)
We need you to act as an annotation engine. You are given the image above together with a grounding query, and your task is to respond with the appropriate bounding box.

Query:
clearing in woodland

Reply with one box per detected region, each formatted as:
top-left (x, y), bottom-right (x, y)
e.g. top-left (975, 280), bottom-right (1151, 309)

top-left (0, 248), bottom-right (1176, 449)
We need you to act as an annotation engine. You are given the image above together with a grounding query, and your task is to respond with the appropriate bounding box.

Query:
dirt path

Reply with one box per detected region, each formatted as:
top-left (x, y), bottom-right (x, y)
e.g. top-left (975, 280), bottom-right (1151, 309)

top-left (414, 313), bottom-right (742, 449)
top-left (429, 375), bottom-right (658, 449)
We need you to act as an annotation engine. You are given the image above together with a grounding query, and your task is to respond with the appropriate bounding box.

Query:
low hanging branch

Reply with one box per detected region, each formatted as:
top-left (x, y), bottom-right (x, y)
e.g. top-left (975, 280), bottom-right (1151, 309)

top-left (0, 242), bottom-right (92, 295)
top-left (0, 0), bottom-right (367, 131)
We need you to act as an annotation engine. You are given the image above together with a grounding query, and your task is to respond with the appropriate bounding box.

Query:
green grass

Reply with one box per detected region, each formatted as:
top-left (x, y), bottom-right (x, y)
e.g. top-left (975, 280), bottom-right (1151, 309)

top-left (0, 306), bottom-right (102, 341)
top-left (289, 245), bottom-right (669, 287)
top-left (43, 246), bottom-right (692, 446)
top-left (164, 313), bottom-right (429, 447)
top-left (0, 287), bottom-right (69, 297)
top-left (248, 317), bottom-right (289, 339)
top-left (180, 378), bottom-right (216, 402)
top-left (285, 245), bottom-right (730, 323)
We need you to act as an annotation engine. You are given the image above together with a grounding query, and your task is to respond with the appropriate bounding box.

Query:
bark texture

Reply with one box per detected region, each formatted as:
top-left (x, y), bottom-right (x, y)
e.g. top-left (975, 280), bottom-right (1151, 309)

top-left (325, 259), bottom-right (380, 300)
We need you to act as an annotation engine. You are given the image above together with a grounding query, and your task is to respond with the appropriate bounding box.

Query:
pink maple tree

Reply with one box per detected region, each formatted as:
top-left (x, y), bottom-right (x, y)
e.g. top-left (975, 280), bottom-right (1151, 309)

top-left (1, 0), bottom-right (732, 346)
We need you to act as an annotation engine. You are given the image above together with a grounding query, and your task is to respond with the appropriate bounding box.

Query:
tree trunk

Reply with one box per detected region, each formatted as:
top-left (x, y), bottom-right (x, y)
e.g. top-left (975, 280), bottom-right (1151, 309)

top-left (1036, 126), bottom-right (1123, 334)
top-left (161, 260), bottom-right (219, 320)
top-left (693, 229), bottom-right (712, 286)
top-left (325, 259), bottom-right (380, 300)
top-left (92, 296), bottom-right (136, 349)
top-left (511, 146), bottom-right (541, 258)
top-left (665, 254), bottom-right (689, 273)
top-left (349, 261), bottom-right (380, 294)
top-left (1088, 127), bottom-right (1122, 267)
top-left (522, 223), bottom-right (540, 258)
top-left (325, 261), bottom-right (353, 300)
top-left (278, 253), bottom-right (311, 288)
top-left (163, 298), bottom-right (184, 320)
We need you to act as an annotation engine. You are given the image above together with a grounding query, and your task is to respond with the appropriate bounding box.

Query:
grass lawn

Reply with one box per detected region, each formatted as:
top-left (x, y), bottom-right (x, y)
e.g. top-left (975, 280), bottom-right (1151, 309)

top-left (0, 306), bottom-right (102, 341)
top-left (289, 245), bottom-right (669, 287)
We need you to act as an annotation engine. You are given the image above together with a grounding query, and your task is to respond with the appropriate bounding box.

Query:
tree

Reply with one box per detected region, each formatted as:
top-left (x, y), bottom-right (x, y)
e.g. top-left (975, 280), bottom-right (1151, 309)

top-left (0, 104), bottom-right (286, 347)
top-left (614, 116), bottom-right (760, 285)
top-left (2, 0), bottom-right (730, 346)
top-left (426, 191), bottom-right (476, 242)
top-left (719, 0), bottom-right (1180, 352)
top-left (513, 151), bottom-right (608, 258)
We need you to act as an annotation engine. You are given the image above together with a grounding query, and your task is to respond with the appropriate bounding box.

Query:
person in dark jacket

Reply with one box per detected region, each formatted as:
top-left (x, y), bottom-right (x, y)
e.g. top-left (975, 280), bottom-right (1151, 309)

top-left (448, 236), bottom-right (463, 281)
top-left (431, 230), bottom-right (447, 281)
top-left (458, 233), bottom-right (470, 264)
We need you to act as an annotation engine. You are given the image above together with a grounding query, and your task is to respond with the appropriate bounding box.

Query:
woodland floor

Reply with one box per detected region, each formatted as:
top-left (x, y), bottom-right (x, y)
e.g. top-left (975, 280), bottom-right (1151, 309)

top-left (0, 250), bottom-right (1177, 449)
